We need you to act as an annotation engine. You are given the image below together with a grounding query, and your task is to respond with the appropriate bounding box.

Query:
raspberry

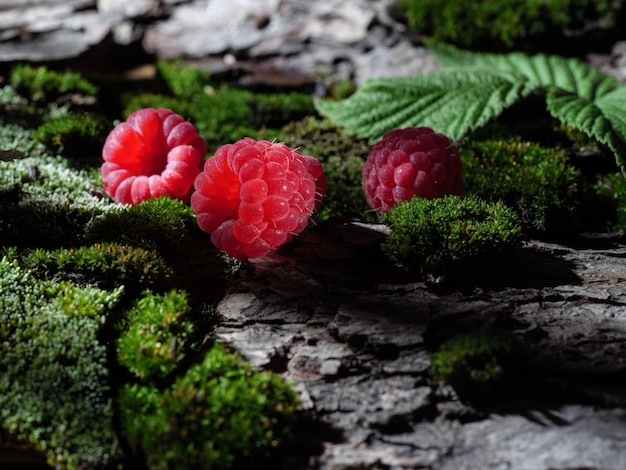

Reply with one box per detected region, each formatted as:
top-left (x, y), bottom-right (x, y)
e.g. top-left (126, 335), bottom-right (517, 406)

top-left (191, 138), bottom-right (327, 260)
top-left (362, 127), bottom-right (463, 213)
top-left (101, 108), bottom-right (207, 205)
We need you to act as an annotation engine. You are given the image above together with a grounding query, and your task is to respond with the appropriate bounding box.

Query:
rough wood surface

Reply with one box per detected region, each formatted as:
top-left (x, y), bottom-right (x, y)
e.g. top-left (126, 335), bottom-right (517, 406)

top-left (1, 1), bottom-right (626, 469)
top-left (215, 221), bottom-right (626, 469)
top-left (2, 0), bottom-right (625, 87)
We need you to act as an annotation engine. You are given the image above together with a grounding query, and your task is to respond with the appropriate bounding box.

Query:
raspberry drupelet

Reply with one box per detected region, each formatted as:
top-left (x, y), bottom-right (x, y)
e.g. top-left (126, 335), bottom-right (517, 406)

top-left (101, 108), bottom-right (207, 205)
top-left (191, 138), bottom-right (327, 260)
top-left (362, 127), bottom-right (463, 213)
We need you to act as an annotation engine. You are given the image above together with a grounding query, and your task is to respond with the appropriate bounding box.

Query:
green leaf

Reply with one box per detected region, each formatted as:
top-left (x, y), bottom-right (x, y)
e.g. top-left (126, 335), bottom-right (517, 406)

top-left (429, 42), bottom-right (626, 169)
top-left (548, 87), bottom-right (626, 171)
top-left (315, 71), bottom-right (538, 141)
top-left (428, 40), bottom-right (622, 99)
top-left (320, 41), bottom-right (626, 169)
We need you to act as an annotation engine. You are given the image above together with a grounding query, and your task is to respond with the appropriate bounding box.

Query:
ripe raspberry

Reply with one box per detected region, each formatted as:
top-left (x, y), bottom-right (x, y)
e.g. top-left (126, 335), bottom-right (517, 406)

top-left (191, 138), bottom-right (327, 260)
top-left (362, 127), bottom-right (463, 213)
top-left (101, 108), bottom-right (207, 205)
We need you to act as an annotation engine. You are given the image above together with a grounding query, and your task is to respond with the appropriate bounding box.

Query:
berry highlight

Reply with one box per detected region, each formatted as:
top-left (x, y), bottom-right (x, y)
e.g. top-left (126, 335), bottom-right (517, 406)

top-left (191, 138), bottom-right (327, 260)
top-left (101, 108), bottom-right (207, 205)
top-left (362, 127), bottom-right (462, 213)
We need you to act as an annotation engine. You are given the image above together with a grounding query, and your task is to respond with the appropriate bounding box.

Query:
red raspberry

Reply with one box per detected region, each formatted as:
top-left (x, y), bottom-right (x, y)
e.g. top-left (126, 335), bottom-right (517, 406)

top-left (101, 108), bottom-right (207, 205)
top-left (362, 127), bottom-right (463, 213)
top-left (191, 138), bottom-right (327, 260)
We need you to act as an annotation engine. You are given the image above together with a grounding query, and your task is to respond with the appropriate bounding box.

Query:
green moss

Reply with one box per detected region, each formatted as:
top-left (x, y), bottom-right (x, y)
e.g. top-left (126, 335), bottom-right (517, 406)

top-left (156, 60), bottom-right (214, 99)
top-left (123, 88), bottom-right (255, 153)
top-left (86, 197), bottom-right (198, 252)
top-left (430, 327), bottom-right (522, 405)
top-left (117, 290), bottom-right (196, 380)
top-left (594, 172), bottom-right (626, 232)
top-left (0, 154), bottom-right (115, 248)
top-left (125, 61), bottom-right (316, 153)
top-left (327, 78), bottom-right (356, 101)
top-left (0, 252), bottom-right (124, 469)
top-left (395, 0), bottom-right (620, 52)
top-left (252, 92), bottom-right (314, 129)
top-left (122, 92), bottom-right (187, 117)
top-left (460, 138), bottom-right (581, 235)
top-left (120, 343), bottom-right (300, 470)
top-left (0, 85), bottom-right (41, 127)
top-left (85, 197), bottom-right (232, 304)
top-left (0, 121), bottom-right (47, 156)
top-left (1, 244), bottom-right (298, 468)
top-left (188, 86), bottom-right (259, 151)
top-left (0, 85), bottom-right (28, 109)
top-left (34, 111), bottom-right (110, 158)
top-left (381, 195), bottom-right (524, 278)
top-left (280, 117), bottom-right (373, 221)
top-left (10, 64), bottom-right (98, 104)
top-left (22, 243), bottom-right (172, 291)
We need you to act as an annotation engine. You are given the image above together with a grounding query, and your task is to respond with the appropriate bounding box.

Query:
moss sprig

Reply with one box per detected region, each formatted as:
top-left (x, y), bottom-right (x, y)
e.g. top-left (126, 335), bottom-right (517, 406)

top-left (0, 154), bottom-right (115, 248)
top-left (0, 253), bottom-right (124, 469)
top-left (10, 64), bottom-right (98, 104)
top-left (381, 195), bottom-right (525, 279)
top-left (34, 111), bottom-right (110, 159)
top-left (117, 290), bottom-right (196, 380)
top-left (430, 327), bottom-right (524, 405)
top-left (22, 243), bottom-right (172, 292)
top-left (593, 172), bottom-right (626, 232)
top-left (460, 138), bottom-right (581, 235)
top-left (120, 343), bottom-right (300, 470)
top-left (280, 117), bottom-right (373, 221)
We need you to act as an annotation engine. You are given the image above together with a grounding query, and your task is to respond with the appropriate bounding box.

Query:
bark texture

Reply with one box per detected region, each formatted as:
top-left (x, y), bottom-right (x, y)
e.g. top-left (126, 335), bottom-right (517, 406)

top-left (215, 222), bottom-right (626, 469)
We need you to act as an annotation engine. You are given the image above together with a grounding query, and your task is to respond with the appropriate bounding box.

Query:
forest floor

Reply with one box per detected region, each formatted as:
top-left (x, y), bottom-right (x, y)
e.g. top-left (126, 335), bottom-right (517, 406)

top-left (1, 1), bottom-right (626, 469)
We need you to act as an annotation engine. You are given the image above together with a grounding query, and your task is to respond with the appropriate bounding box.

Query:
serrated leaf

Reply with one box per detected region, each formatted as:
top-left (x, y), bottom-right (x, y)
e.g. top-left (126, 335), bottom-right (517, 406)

top-left (548, 87), bottom-right (626, 171)
top-left (428, 40), bottom-right (622, 99)
top-left (430, 41), bottom-right (626, 169)
top-left (319, 41), bottom-right (626, 170)
top-left (315, 71), bottom-right (538, 141)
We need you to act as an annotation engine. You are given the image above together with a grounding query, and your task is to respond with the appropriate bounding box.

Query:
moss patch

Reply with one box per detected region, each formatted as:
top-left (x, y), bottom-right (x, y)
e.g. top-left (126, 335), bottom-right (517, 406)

top-left (1, 54), bottom-right (625, 469)
top-left (0, 251), bottom-right (124, 469)
top-left (460, 138), bottom-right (581, 235)
top-left (0, 77), bottom-right (301, 465)
top-left (381, 195), bottom-right (525, 279)
top-left (120, 344), bottom-right (299, 470)
top-left (394, 0), bottom-right (621, 52)
top-left (430, 327), bottom-right (523, 405)
top-left (279, 117), bottom-right (373, 221)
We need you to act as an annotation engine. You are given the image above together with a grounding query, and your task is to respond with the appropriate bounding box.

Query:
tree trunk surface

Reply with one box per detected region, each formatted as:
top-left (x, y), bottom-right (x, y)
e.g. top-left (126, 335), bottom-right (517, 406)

top-left (215, 221), bottom-right (626, 469)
